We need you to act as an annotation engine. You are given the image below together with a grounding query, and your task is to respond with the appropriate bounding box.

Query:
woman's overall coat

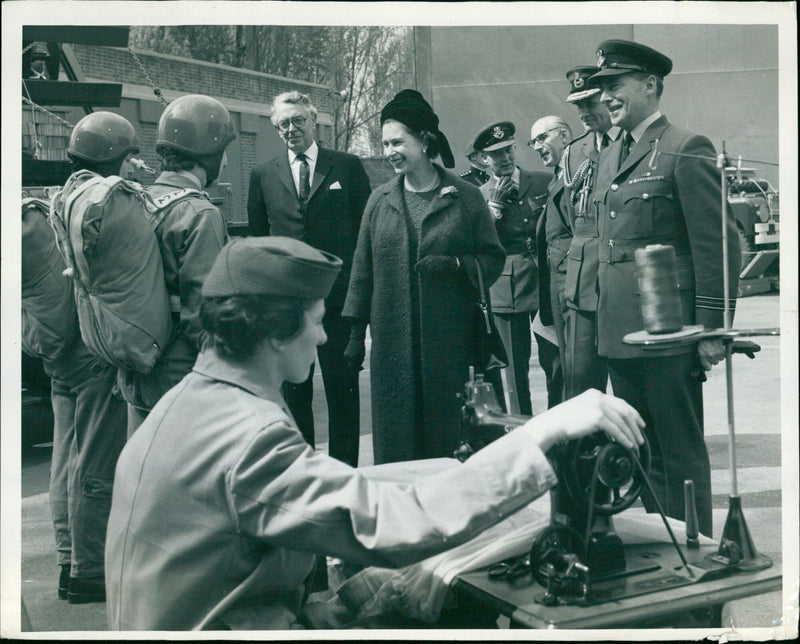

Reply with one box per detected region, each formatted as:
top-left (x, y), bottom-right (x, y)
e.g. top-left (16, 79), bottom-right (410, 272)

top-left (343, 167), bottom-right (505, 463)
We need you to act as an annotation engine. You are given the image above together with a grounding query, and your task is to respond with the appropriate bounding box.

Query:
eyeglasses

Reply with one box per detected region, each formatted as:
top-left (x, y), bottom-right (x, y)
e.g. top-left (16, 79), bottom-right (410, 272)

top-left (527, 127), bottom-right (561, 148)
top-left (276, 116), bottom-right (307, 131)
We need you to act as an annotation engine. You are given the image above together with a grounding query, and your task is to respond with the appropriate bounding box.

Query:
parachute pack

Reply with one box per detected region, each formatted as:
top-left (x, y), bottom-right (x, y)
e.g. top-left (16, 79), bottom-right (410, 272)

top-left (49, 170), bottom-right (204, 373)
top-left (21, 197), bottom-right (81, 362)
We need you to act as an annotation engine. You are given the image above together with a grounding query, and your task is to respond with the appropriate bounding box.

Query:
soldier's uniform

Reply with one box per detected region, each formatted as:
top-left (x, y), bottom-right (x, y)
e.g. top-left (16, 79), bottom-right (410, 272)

top-left (459, 166), bottom-right (490, 187)
top-left (459, 142), bottom-right (490, 187)
top-left (590, 41), bottom-right (740, 536)
top-left (561, 66), bottom-right (616, 398)
top-left (474, 122), bottom-right (552, 414)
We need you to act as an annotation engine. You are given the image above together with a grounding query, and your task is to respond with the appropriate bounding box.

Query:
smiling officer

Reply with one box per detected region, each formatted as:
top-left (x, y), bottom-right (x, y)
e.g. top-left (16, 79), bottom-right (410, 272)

top-left (590, 40), bottom-right (741, 537)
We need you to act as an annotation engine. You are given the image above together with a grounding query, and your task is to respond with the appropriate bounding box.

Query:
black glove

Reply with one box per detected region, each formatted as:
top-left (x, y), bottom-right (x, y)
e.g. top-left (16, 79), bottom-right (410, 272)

top-left (344, 320), bottom-right (367, 373)
top-left (415, 255), bottom-right (461, 276)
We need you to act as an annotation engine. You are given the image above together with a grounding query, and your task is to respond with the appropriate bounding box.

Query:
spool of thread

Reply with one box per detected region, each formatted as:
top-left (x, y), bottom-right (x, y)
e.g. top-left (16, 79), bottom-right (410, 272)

top-left (635, 244), bottom-right (683, 334)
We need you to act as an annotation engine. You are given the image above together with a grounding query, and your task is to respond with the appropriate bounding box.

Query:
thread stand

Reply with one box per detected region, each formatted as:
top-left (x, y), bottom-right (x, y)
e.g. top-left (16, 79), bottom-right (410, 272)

top-left (623, 141), bottom-right (778, 574)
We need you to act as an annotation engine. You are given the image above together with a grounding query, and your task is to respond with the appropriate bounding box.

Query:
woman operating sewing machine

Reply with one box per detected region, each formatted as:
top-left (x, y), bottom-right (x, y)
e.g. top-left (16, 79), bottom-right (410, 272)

top-left (104, 236), bottom-right (644, 630)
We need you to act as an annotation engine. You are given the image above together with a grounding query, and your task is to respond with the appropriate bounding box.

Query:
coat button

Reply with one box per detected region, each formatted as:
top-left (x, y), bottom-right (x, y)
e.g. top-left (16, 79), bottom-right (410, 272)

top-left (611, 183), bottom-right (619, 191)
top-left (610, 211), bottom-right (617, 218)
top-left (642, 193), bottom-right (649, 199)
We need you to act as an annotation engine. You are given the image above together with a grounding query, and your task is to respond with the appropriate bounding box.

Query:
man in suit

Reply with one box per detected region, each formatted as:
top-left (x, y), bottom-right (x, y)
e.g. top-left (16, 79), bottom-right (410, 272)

top-left (590, 40), bottom-right (740, 536)
top-left (459, 142), bottom-right (491, 187)
top-left (530, 115), bottom-right (574, 407)
top-left (248, 91), bottom-right (371, 467)
top-left (473, 122), bottom-right (554, 414)
top-left (561, 66), bottom-right (621, 398)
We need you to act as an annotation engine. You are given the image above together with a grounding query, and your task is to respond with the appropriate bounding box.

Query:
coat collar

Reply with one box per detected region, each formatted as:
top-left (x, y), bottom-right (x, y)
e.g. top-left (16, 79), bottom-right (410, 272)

top-left (192, 348), bottom-right (286, 407)
top-left (155, 171), bottom-right (205, 191)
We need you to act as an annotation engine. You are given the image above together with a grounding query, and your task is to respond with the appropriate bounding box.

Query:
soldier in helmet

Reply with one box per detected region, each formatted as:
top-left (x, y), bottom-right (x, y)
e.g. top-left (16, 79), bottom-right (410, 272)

top-left (118, 94), bottom-right (237, 434)
top-left (28, 112), bottom-right (132, 603)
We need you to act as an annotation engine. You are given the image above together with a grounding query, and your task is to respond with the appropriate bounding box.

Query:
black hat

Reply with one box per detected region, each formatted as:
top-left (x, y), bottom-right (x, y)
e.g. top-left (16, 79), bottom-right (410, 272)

top-left (565, 65), bottom-right (601, 103)
top-left (590, 39), bottom-right (673, 80)
top-left (472, 121), bottom-right (516, 153)
top-left (380, 89), bottom-right (455, 168)
top-left (202, 236), bottom-right (342, 300)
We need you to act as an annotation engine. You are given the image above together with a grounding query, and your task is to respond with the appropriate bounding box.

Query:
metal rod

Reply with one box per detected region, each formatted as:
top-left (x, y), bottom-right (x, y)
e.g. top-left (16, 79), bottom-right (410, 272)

top-left (653, 147), bottom-right (779, 167)
top-left (632, 454), bottom-right (694, 577)
top-left (719, 147), bottom-right (739, 496)
top-left (725, 344), bottom-right (738, 496)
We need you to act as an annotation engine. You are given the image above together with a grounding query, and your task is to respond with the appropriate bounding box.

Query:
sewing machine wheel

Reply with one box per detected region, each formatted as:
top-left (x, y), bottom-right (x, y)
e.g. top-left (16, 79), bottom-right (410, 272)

top-left (563, 434), bottom-right (651, 516)
top-left (529, 525), bottom-right (584, 587)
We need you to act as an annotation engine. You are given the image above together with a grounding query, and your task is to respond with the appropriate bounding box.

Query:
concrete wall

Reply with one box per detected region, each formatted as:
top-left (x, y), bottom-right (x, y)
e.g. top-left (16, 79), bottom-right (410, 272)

top-left (429, 25), bottom-right (779, 187)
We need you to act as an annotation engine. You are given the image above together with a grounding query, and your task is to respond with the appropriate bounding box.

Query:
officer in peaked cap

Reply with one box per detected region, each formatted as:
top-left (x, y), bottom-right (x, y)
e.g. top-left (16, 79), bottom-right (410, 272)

top-left (588, 39), bottom-right (740, 538)
top-left (473, 120), bottom-right (555, 416)
top-left (565, 65), bottom-right (602, 104)
top-left (557, 64), bottom-right (621, 405)
top-left (459, 141), bottom-right (491, 187)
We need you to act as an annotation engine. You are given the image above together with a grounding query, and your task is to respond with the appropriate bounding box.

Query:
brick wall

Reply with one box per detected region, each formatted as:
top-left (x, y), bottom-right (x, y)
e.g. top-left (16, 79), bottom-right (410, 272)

top-left (71, 46), bottom-right (334, 115)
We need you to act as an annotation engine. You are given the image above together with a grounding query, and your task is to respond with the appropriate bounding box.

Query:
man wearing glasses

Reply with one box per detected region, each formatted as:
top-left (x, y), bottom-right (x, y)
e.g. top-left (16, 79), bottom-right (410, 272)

top-left (248, 91), bottom-right (371, 469)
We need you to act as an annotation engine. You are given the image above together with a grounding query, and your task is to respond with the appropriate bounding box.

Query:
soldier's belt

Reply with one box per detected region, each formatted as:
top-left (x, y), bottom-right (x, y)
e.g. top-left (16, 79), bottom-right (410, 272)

top-left (600, 239), bottom-right (690, 263)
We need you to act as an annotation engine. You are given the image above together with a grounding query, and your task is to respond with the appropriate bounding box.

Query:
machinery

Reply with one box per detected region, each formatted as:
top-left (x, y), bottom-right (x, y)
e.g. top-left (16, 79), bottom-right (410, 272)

top-left (727, 165), bottom-right (780, 295)
top-left (454, 368), bottom-right (772, 608)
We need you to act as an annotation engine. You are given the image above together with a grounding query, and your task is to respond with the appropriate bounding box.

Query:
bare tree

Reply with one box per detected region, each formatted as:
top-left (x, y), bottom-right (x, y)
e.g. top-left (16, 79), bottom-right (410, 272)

top-left (129, 25), bottom-right (413, 154)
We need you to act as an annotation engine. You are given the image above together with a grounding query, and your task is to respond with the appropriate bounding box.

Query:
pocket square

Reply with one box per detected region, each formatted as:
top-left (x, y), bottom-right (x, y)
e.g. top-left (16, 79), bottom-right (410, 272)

top-left (329, 181), bottom-right (342, 190)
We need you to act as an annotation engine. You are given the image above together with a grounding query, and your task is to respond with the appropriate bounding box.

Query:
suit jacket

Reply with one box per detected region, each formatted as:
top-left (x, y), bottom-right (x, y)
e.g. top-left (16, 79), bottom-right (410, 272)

top-left (593, 115), bottom-right (740, 359)
top-left (247, 146), bottom-right (372, 312)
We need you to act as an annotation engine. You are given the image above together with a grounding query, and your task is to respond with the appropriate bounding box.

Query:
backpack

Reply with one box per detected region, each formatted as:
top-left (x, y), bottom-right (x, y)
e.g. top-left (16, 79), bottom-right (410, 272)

top-left (49, 170), bottom-right (204, 374)
top-left (21, 197), bottom-right (80, 362)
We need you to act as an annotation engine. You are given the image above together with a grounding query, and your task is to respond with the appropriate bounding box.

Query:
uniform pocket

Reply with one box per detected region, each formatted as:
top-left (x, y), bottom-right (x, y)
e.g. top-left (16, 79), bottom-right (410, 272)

top-left (621, 180), bottom-right (674, 238)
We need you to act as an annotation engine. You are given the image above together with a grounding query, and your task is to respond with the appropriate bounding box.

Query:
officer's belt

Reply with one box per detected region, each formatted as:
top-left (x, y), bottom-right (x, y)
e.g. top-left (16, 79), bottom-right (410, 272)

top-left (601, 239), bottom-right (691, 264)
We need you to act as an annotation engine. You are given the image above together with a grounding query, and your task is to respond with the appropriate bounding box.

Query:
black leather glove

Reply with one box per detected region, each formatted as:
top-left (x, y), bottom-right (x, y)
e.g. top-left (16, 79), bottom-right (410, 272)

top-left (415, 255), bottom-right (461, 276)
top-left (344, 320), bottom-right (367, 373)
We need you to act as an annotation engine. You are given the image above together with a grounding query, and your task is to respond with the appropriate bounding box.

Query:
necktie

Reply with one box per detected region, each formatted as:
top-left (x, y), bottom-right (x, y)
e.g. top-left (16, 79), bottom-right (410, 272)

top-left (620, 132), bottom-right (633, 164)
top-left (297, 153), bottom-right (310, 201)
top-left (600, 132), bottom-right (611, 151)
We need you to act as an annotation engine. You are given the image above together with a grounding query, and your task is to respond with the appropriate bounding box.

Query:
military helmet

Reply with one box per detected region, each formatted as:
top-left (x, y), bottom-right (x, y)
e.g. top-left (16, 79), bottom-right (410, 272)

top-left (67, 112), bottom-right (139, 163)
top-left (156, 94), bottom-right (236, 157)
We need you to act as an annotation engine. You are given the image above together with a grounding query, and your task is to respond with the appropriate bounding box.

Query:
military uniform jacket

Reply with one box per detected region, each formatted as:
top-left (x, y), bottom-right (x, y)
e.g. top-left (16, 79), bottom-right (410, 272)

top-left (480, 168), bottom-right (549, 313)
top-left (459, 166), bottom-right (490, 187)
top-left (593, 115), bottom-right (740, 359)
top-left (563, 132), bottom-right (604, 311)
top-left (105, 348), bottom-right (556, 630)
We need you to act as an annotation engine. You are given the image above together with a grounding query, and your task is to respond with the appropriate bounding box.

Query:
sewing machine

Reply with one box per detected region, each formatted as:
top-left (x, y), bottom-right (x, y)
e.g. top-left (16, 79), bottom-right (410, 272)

top-left (451, 371), bottom-right (778, 622)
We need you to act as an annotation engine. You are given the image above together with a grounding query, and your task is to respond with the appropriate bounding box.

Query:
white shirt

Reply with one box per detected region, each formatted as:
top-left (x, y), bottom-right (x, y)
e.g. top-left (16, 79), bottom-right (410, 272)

top-left (628, 111), bottom-right (663, 143)
top-left (288, 141), bottom-right (318, 195)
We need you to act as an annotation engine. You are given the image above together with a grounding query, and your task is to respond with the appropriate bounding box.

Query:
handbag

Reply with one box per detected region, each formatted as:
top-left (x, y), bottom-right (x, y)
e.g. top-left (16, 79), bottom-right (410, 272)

top-left (474, 261), bottom-right (509, 373)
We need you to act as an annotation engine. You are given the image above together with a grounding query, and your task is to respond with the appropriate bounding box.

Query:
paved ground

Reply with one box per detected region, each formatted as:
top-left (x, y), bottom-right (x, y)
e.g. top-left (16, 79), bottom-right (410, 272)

top-left (12, 292), bottom-right (793, 635)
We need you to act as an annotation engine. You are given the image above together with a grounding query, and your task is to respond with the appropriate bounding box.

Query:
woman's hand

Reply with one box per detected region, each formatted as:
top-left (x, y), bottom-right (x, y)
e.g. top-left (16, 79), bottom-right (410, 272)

top-left (525, 389), bottom-right (645, 453)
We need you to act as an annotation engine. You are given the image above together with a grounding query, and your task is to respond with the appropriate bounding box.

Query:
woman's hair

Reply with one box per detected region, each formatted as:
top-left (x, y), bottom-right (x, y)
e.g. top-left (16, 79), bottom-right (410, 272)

top-left (199, 294), bottom-right (312, 360)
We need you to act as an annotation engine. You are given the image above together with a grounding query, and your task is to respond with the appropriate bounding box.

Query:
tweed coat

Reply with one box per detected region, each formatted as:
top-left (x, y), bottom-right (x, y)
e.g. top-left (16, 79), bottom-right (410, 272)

top-left (343, 166), bottom-right (505, 464)
top-left (105, 348), bottom-right (556, 630)
top-left (593, 115), bottom-right (740, 359)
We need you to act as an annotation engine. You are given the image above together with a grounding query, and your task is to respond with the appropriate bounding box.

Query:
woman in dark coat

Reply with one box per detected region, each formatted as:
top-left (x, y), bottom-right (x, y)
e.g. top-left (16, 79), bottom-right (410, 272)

top-left (342, 90), bottom-right (505, 464)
